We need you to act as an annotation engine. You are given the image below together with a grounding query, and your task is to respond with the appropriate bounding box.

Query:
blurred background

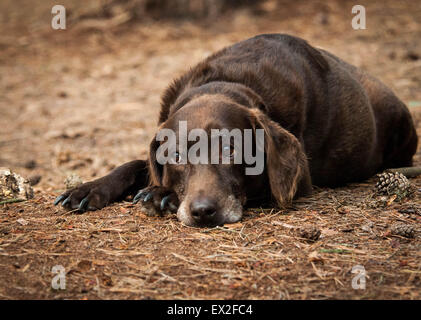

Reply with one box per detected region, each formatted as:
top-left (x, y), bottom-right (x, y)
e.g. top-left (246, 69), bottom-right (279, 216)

top-left (0, 0), bottom-right (420, 191)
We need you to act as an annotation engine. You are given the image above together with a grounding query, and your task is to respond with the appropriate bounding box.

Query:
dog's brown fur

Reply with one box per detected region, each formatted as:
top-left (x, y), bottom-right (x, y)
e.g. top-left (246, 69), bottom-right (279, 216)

top-left (55, 34), bottom-right (418, 227)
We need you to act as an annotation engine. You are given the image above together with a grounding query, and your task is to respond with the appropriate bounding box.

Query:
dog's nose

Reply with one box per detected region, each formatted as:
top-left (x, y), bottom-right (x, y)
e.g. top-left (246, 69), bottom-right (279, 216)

top-left (190, 197), bottom-right (217, 222)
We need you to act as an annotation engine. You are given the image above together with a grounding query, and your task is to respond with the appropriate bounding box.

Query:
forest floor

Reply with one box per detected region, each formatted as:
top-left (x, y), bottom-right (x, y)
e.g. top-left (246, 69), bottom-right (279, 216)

top-left (0, 0), bottom-right (420, 299)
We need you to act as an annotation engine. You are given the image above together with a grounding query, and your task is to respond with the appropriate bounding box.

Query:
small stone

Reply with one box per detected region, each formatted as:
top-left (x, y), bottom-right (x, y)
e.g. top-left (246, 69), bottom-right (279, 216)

top-left (337, 206), bottom-right (351, 215)
top-left (28, 174), bottom-right (42, 186)
top-left (23, 160), bottom-right (37, 169)
top-left (57, 91), bottom-right (68, 98)
top-left (361, 222), bottom-right (374, 232)
top-left (405, 51), bottom-right (419, 61)
top-left (298, 225), bottom-right (321, 241)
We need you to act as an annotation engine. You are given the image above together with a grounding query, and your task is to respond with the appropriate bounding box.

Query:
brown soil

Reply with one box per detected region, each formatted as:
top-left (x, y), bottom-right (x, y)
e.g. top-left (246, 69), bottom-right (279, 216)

top-left (0, 0), bottom-right (420, 299)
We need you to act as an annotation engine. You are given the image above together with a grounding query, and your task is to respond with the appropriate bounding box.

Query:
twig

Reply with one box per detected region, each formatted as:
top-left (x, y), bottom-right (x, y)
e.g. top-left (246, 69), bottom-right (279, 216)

top-left (385, 166), bottom-right (421, 178)
top-left (0, 198), bottom-right (24, 205)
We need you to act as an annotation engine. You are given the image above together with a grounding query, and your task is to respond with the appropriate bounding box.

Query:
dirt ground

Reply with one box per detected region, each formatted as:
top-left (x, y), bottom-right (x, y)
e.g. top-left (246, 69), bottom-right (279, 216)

top-left (0, 0), bottom-right (420, 299)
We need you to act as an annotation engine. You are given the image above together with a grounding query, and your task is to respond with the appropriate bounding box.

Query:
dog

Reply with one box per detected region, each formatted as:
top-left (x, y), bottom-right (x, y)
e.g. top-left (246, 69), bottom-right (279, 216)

top-left (54, 34), bottom-right (418, 227)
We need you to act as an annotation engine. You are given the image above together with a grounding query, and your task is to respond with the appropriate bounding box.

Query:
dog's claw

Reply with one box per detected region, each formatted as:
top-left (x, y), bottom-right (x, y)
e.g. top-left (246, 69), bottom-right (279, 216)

top-left (168, 202), bottom-right (178, 212)
top-left (61, 196), bottom-right (71, 206)
top-left (54, 195), bottom-right (66, 206)
top-left (78, 197), bottom-right (89, 212)
top-left (143, 193), bottom-right (153, 202)
top-left (161, 195), bottom-right (171, 210)
top-left (133, 186), bottom-right (178, 215)
top-left (133, 190), bottom-right (146, 204)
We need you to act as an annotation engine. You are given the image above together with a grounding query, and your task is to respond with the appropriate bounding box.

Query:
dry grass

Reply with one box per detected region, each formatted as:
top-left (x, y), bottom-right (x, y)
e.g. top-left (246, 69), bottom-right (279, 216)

top-left (0, 176), bottom-right (420, 299)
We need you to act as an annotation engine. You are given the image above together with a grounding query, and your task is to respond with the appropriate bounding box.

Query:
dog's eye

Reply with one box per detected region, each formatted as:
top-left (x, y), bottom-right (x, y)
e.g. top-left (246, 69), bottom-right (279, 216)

top-left (171, 152), bottom-right (182, 164)
top-left (222, 145), bottom-right (236, 159)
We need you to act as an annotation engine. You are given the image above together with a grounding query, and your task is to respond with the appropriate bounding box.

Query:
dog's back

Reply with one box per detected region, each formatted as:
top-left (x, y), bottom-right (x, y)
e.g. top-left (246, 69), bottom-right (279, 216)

top-left (320, 48), bottom-right (418, 171)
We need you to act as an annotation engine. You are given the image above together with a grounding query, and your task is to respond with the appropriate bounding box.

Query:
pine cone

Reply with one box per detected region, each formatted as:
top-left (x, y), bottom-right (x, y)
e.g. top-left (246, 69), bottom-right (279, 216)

top-left (0, 168), bottom-right (34, 201)
top-left (375, 172), bottom-right (412, 197)
top-left (64, 173), bottom-right (83, 190)
top-left (391, 223), bottom-right (415, 238)
top-left (298, 226), bottom-right (321, 241)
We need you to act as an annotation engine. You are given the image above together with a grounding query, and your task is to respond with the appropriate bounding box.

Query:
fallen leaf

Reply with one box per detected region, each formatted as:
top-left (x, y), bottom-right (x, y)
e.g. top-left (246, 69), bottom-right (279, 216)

top-left (308, 250), bottom-right (324, 263)
top-left (224, 222), bottom-right (243, 229)
top-left (387, 195), bottom-right (397, 206)
top-left (101, 275), bottom-right (113, 287)
top-left (321, 228), bottom-right (338, 236)
top-left (78, 260), bottom-right (92, 272)
top-left (337, 206), bottom-right (351, 215)
top-left (17, 218), bottom-right (28, 226)
top-left (272, 221), bottom-right (295, 229)
top-left (120, 207), bottom-right (129, 214)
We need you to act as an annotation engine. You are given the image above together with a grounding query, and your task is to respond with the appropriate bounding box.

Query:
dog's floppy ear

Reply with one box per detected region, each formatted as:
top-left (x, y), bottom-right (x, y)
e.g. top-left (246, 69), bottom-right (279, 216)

top-left (250, 109), bottom-right (312, 206)
top-left (148, 136), bottom-right (163, 186)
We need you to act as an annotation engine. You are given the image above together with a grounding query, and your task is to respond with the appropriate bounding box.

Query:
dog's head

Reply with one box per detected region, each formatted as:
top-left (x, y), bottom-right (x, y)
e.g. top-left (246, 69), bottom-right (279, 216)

top-left (148, 93), bottom-right (310, 227)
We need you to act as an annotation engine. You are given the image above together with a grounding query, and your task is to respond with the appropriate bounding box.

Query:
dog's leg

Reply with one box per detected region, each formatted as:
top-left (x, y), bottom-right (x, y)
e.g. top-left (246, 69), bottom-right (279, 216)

top-left (54, 160), bottom-right (148, 212)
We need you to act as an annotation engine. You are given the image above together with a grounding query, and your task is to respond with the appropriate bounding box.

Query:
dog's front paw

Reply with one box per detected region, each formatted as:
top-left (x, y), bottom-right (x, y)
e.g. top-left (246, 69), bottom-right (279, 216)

top-left (54, 181), bottom-right (111, 212)
top-left (133, 186), bottom-right (179, 216)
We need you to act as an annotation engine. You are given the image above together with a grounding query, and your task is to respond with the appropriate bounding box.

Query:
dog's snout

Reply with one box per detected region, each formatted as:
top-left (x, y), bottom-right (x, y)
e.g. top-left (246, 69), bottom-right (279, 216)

top-left (190, 197), bottom-right (217, 221)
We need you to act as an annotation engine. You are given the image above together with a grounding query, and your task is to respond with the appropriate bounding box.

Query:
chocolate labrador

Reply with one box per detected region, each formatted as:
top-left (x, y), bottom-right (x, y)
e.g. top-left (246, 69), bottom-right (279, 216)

top-left (54, 34), bottom-right (418, 227)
